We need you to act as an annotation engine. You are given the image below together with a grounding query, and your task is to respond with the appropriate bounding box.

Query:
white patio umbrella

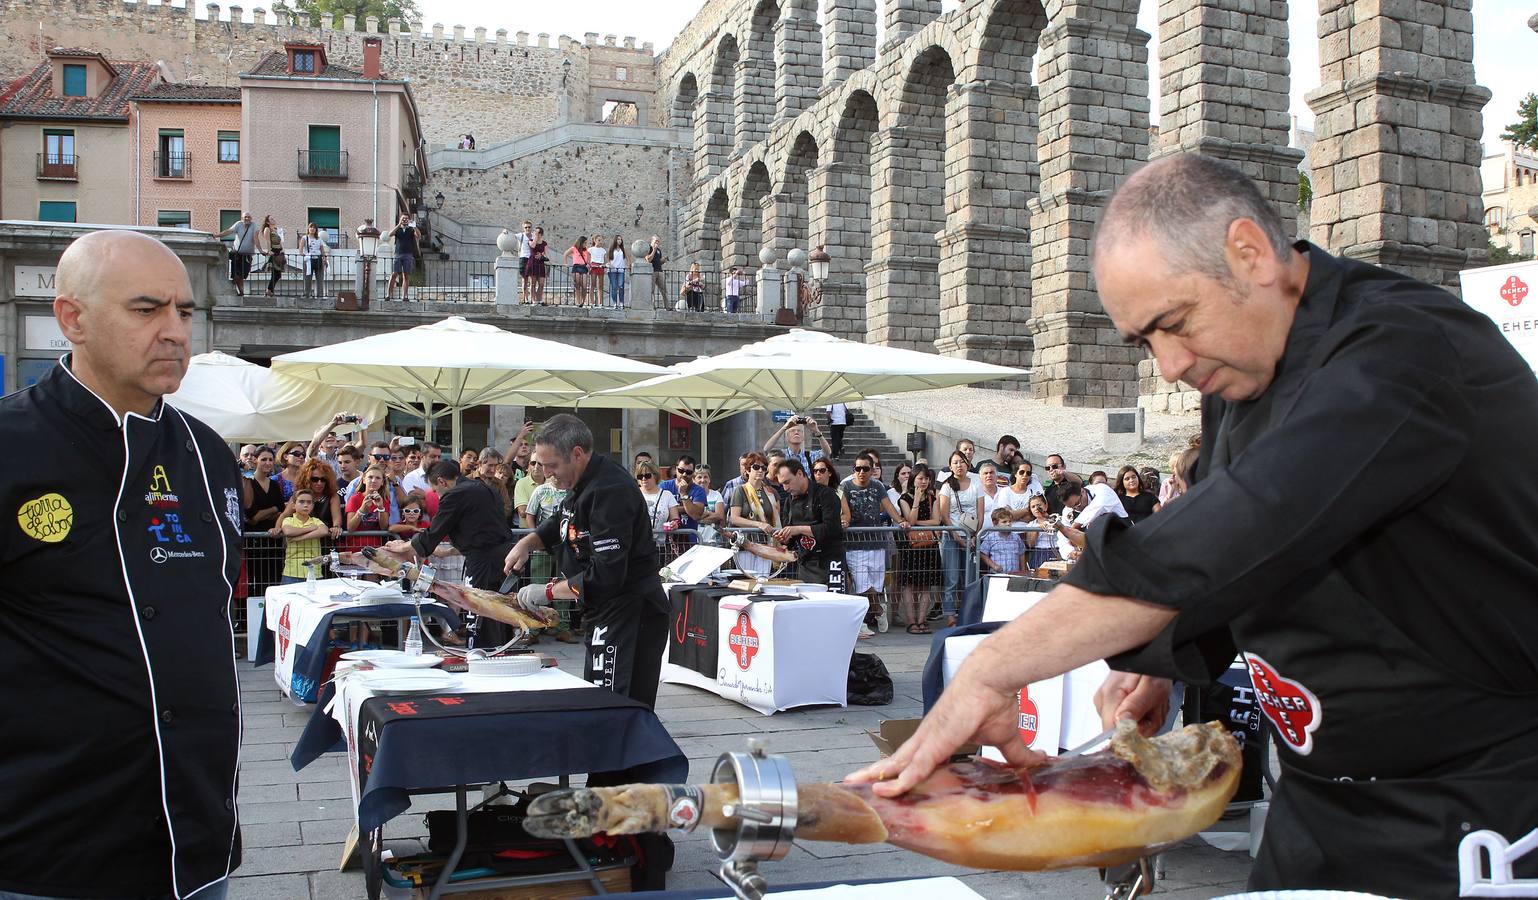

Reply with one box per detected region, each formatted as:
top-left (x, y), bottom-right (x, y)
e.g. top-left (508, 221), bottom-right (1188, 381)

top-left (270, 316), bottom-right (668, 453)
top-left (575, 362), bottom-right (768, 459)
top-left (608, 329), bottom-right (1028, 412)
top-left (166, 351), bottom-right (387, 443)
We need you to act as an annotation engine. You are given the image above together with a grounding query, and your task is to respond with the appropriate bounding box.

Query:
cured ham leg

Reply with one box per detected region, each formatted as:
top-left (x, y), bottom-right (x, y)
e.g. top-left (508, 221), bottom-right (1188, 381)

top-left (343, 548), bottom-right (561, 632)
top-left (525, 720), bottom-right (1240, 871)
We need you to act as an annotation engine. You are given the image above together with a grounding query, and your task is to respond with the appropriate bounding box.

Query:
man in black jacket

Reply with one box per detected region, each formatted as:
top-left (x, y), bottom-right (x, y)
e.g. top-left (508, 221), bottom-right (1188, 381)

top-left (504, 415), bottom-right (667, 708)
top-left (773, 458), bottom-right (846, 591)
top-left (386, 459), bottom-right (515, 644)
top-left (0, 230), bottom-right (241, 899)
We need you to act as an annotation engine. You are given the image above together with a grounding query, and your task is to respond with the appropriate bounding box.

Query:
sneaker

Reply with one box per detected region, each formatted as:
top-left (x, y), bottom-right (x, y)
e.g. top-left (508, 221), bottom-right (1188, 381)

top-left (857, 625), bottom-right (874, 640)
top-left (875, 603), bottom-right (889, 634)
top-left (927, 607), bottom-right (943, 622)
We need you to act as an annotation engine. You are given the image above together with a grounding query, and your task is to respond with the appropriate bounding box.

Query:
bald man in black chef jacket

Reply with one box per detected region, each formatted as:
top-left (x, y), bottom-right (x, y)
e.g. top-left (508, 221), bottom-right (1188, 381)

top-left (0, 231), bottom-right (241, 899)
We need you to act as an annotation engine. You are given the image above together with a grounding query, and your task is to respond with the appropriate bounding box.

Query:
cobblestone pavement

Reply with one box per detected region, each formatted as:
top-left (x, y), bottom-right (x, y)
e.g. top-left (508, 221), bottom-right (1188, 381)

top-left (229, 628), bottom-right (1253, 899)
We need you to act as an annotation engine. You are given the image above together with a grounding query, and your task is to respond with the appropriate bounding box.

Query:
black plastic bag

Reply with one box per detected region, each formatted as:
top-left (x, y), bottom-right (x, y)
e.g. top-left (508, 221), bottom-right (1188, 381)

top-left (847, 652), bottom-right (894, 705)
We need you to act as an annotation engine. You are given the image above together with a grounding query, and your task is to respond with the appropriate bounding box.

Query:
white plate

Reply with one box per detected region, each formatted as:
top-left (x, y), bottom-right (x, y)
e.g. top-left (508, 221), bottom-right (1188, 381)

top-left (340, 649), bottom-right (405, 662)
top-left (357, 669), bottom-right (459, 694)
top-left (340, 649), bottom-right (442, 669)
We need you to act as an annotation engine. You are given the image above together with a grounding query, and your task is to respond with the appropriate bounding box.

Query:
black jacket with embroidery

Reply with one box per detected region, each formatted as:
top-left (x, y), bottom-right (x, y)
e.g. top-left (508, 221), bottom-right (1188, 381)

top-left (536, 454), bottom-right (665, 616)
top-left (0, 358), bottom-right (242, 898)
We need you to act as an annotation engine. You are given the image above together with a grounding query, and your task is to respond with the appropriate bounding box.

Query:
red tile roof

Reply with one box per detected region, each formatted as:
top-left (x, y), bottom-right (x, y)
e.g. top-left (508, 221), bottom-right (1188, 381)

top-left (0, 57), bottom-right (159, 122)
top-left (131, 83), bottom-right (242, 102)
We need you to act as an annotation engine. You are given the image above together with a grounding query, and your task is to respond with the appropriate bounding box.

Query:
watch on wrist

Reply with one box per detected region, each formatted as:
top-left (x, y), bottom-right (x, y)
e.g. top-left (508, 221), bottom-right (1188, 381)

top-left (545, 581), bottom-right (556, 603)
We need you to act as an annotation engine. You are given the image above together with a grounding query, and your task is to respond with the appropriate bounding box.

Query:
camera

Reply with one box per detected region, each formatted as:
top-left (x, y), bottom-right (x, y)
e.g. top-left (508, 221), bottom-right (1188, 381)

top-left (340, 414), bottom-right (361, 424)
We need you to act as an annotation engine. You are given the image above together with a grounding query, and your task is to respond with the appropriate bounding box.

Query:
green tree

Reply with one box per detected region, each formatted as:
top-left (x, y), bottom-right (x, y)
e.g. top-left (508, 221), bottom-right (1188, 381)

top-left (272, 0), bottom-right (420, 28)
top-left (1501, 93), bottom-right (1538, 151)
top-left (1488, 239), bottom-right (1533, 266)
top-left (1297, 171), bottom-right (1312, 210)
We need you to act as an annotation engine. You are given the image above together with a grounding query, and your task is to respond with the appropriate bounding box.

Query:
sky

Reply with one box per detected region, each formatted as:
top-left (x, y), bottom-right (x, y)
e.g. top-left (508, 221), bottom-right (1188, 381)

top-left (415, 0), bottom-right (1534, 149)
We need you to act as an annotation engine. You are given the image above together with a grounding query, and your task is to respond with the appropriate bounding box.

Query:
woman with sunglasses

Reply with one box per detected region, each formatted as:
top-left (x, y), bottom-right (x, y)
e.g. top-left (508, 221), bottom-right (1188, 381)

top-left (995, 460), bottom-right (1040, 524)
top-left (275, 441), bottom-right (306, 500)
top-left (936, 449), bottom-right (982, 627)
top-left (898, 465), bottom-right (943, 633)
top-left (728, 452), bottom-right (782, 576)
top-left (635, 461), bottom-right (680, 548)
top-left (390, 492), bottom-right (432, 536)
top-left (270, 458), bottom-right (344, 541)
top-left (811, 460), bottom-right (851, 529)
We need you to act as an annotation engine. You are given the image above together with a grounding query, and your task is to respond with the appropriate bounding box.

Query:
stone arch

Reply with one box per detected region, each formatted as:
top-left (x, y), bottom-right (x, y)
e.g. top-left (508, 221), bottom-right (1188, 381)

top-left (812, 87), bottom-right (879, 339)
top-left (968, 0), bottom-right (1047, 81)
top-left (777, 130), bottom-right (820, 254)
top-left (737, 0), bottom-right (778, 152)
top-left (699, 34), bottom-right (739, 182)
top-left (672, 72), bottom-right (698, 130)
top-left (866, 45), bottom-right (956, 350)
top-left (701, 186), bottom-right (731, 274)
top-left (932, 0), bottom-right (1045, 367)
top-left (738, 160), bottom-right (774, 265)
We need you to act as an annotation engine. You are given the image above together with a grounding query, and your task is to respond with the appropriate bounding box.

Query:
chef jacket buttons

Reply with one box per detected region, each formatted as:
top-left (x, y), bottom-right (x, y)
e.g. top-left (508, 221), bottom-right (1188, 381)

top-left (141, 606), bottom-right (157, 620)
top-left (117, 509), bottom-right (128, 522)
top-left (225, 798), bottom-right (234, 811)
top-left (186, 439), bottom-right (196, 453)
top-left (231, 702), bottom-right (239, 715)
top-left (160, 709), bottom-right (174, 724)
top-left (201, 511), bottom-right (214, 522)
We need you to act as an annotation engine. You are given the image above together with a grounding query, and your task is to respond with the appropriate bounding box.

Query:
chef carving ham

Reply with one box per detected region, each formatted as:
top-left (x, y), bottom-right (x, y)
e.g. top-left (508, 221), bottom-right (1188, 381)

top-left (525, 720), bottom-right (1241, 871)
top-left (345, 546), bottom-right (561, 632)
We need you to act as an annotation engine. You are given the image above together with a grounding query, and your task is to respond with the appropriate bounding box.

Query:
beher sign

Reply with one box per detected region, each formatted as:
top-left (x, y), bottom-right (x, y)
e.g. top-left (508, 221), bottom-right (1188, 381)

top-left (13, 266), bottom-right (58, 298)
top-left (1460, 259), bottom-right (1538, 372)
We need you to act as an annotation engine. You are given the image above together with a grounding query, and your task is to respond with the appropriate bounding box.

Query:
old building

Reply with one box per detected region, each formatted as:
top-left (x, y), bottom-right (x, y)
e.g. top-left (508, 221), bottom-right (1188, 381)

top-left (240, 38), bottom-right (426, 248)
top-left (0, 48), bottom-right (158, 224)
top-left (1482, 141), bottom-right (1538, 258)
top-left (129, 83), bottom-right (243, 233)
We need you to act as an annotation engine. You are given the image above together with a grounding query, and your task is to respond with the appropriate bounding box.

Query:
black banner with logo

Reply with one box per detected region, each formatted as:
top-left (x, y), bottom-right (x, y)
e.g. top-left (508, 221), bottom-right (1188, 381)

top-left (666, 586), bottom-right (736, 678)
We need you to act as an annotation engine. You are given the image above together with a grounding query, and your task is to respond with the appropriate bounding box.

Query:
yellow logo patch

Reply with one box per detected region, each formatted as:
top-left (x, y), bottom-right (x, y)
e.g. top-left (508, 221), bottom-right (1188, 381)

top-left (18, 493), bottom-right (73, 543)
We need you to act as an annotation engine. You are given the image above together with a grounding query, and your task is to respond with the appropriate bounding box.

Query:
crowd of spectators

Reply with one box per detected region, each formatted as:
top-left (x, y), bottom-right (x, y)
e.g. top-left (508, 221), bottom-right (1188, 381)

top-left (235, 409), bottom-right (1199, 646)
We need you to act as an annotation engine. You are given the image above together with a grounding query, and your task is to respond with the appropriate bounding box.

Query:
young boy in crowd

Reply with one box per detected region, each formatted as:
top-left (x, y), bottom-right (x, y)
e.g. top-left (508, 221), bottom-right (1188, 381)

top-left (977, 507), bottom-right (1026, 575)
top-left (280, 489), bottom-right (329, 583)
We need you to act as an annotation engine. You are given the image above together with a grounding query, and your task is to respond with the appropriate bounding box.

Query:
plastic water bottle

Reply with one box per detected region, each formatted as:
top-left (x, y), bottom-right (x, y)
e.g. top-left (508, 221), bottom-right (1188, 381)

top-left (404, 616), bottom-right (423, 656)
top-left (305, 562), bottom-right (317, 596)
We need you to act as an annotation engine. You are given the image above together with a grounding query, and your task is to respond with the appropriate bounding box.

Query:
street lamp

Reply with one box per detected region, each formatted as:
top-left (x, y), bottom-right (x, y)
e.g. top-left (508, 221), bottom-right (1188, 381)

top-left (785, 245), bottom-right (832, 324)
top-left (809, 244), bottom-right (830, 282)
top-left (432, 191), bottom-right (446, 211)
top-left (356, 218), bottom-right (381, 310)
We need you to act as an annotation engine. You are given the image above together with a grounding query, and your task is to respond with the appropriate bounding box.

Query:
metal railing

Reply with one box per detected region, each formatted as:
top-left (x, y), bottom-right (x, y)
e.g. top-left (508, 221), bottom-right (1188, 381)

top-left (154, 151), bottom-right (191, 179)
top-left (297, 149), bottom-right (348, 179)
top-left (514, 265), bottom-right (758, 312)
top-left (242, 251), bottom-right (495, 302)
top-left (402, 161), bottom-right (422, 195)
top-left (37, 153), bottom-right (78, 180)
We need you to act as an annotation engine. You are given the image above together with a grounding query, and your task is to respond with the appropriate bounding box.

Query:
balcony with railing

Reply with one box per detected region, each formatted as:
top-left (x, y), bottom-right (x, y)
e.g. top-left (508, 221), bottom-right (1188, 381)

top-left (297, 149), bottom-right (348, 179)
top-left (402, 162), bottom-right (422, 197)
top-left (37, 153), bottom-right (78, 180)
top-left (154, 151), bottom-right (191, 179)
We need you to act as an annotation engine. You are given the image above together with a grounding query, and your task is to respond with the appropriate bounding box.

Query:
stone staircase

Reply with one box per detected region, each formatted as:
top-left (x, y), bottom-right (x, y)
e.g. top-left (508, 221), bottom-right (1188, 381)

top-left (804, 407), bottom-right (908, 475)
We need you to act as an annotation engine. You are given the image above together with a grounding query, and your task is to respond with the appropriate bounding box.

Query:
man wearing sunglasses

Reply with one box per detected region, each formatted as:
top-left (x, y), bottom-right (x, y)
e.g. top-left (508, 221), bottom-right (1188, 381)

top-left (772, 458), bottom-right (846, 591)
top-left (668, 456), bottom-right (708, 545)
top-left (1040, 453), bottom-right (1069, 514)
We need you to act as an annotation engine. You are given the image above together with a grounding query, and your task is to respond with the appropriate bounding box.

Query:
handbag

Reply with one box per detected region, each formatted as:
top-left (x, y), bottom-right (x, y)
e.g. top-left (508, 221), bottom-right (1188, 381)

top-left (908, 529), bottom-right (938, 548)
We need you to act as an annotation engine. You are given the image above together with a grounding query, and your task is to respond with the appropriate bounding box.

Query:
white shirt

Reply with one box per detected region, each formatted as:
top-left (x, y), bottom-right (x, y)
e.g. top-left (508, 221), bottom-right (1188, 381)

top-left (402, 467), bottom-right (430, 496)
top-left (995, 485), bottom-right (1039, 517)
top-left (642, 488), bottom-right (679, 532)
top-left (1058, 483), bottom-right (1129, 558)
top-left (939, 477), bottom-right (982, 528)
top-left (518, 232), bottom-right (535, 259)
top-left (827, 403), bottom-right (849, 425)
top-left (589, 245), bottom-right (607, 266)
top-left (608, 248), bottom-right (626, 270)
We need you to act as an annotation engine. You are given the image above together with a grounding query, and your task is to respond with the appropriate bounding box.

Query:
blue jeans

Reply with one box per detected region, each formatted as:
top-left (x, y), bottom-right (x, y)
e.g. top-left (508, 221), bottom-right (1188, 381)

top-left (0, 880), bottom-right (229, 900)
top-left (608, 270), bottom-right (625, 306)
top-left (725, 294), bottom-right (740, 313)
top-left (939, 533), bottom-right (968, 618)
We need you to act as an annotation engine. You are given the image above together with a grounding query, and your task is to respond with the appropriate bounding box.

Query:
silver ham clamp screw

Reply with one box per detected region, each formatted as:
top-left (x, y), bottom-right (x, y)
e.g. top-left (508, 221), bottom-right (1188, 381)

top-left (710, 740), bottom-right (799, 900)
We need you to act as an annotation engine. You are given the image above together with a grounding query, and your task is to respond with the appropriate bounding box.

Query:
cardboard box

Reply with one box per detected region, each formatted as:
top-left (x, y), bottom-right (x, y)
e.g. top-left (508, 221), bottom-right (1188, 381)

top-left (866, 719), bottom-right (978, 759)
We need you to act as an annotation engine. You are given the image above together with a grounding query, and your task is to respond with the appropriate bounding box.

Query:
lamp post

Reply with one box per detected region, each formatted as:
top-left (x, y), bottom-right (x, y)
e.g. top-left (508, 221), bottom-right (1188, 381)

top-left (356, 219), bottom-right (381, 310)
top-left (785, 244), bottom-right (831, 324)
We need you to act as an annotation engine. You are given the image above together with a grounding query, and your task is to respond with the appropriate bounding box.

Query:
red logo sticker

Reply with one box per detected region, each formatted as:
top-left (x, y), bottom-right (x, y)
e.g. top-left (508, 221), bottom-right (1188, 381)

top-left (277, 602), bottom-right (292, 662)
top-left (1501, 276), bottom-right (1528, 307)
top-left (1244, 652), bottom-right (1322, 755)
top-left (728, 612), bottom-right (759, 671)
top-left (1017, 688), bottom-right (1039, 746)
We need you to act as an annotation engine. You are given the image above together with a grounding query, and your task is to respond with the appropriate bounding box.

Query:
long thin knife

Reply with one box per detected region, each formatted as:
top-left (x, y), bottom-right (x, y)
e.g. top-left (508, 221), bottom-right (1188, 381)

top-left (1061, 725), bottom-right (1116, 758)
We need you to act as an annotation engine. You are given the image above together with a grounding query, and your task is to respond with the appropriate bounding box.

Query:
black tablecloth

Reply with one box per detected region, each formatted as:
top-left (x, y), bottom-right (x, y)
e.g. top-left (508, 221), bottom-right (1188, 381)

top-left (588, 877), bottom-right (893, 898)
top-left (665, 585), bottom-right (741, 678)
top-left (292, 682), bottom-right (688, 832)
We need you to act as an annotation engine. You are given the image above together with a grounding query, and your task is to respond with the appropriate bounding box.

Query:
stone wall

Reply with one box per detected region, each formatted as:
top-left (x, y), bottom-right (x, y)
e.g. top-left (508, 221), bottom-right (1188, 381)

top-left (0, 0), bottom-right (658, 148)
top-left (432, 139), bottom-right (684, 262)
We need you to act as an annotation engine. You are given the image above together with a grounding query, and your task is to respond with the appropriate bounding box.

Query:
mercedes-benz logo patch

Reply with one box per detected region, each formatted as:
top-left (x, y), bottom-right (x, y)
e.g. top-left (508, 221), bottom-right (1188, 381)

top-left (149, 547), bottom-right (169, 564)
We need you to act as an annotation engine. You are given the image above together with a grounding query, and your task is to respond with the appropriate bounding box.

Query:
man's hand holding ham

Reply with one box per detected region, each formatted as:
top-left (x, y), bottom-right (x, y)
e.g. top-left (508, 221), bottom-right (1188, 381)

top-left (1094, 671), bottom-right (1173, 737)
